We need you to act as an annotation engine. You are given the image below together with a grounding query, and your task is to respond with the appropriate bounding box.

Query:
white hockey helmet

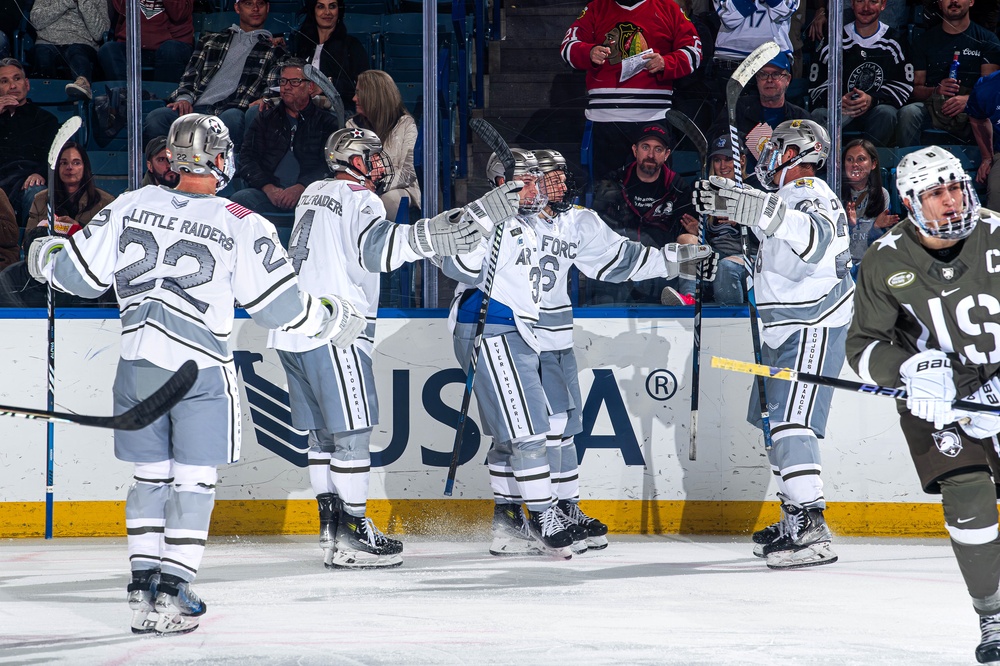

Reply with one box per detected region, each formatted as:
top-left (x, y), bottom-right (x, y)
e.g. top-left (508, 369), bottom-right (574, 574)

top-left (325, 127), bottom-right (395, 195)
top-left (486, 147), bottom-right (546, 214)
top-left (166, 113), bottom-right (234, 191)
top-left (533, 148), bottom-right (575, 213)
top-left (897, 146), bottom-right (980, 240)
top-left (755, 119), bottom-right (830, 190)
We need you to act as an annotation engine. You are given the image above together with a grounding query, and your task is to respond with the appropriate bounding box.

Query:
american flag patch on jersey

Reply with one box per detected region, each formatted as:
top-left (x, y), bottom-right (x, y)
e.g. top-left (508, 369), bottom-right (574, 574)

top-left (347, 183), bottom-right (368, 192)
top-left (226, 202), bottom-right (254, 219)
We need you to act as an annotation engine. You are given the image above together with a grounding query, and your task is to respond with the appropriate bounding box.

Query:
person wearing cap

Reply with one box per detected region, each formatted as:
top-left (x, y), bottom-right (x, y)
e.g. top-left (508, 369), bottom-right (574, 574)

top-left (591, 122), bottom-right (702, 304)
top-left (142, 137), bottom-right (180, 188)
top-left (708, 53), bottom-right (811, 186)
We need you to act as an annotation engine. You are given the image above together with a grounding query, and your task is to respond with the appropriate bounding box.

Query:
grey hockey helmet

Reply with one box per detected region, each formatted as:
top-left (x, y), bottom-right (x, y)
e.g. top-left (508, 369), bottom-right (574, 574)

top-left (897, 145), bottom-right (980, 240)
top-left (754, 119), bottom-right (830, 190)
top-left (325, 127), bottom-right (395, 195)
top-left (166, 113), bottom-right (234, 191)
top-left (533, 148), bottom-right (576, 213)
top-left (486, 148), bottom-right (546, 214)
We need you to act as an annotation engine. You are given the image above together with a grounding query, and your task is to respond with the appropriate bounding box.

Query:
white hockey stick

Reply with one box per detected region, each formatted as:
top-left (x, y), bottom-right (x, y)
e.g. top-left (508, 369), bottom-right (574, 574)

top-left (43, 115), bottom-right (82, 539)
top-left (302, 63), bottom-right (345, 128)
top-left (727, 41), bottom-right (779, 451)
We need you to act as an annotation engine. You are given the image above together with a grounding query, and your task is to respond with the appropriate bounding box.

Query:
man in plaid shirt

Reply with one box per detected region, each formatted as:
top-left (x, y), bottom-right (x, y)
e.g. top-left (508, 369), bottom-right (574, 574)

top-left (143, 0), bottom-right (284, 151)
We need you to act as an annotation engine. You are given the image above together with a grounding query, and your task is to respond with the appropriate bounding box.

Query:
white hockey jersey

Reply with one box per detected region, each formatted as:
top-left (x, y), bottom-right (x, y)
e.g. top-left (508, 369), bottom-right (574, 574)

top-left (754, 176), bottom-right (855, 347)
top-left (525, 205), bottom-right (677, 352)
top-left (714, 0), bottom-right (798, 62)
top-left (43, 185), bottom-right (331, 370)
top-left (268, 178), bottom-right (427, 355)
top-left (442, 215), bottom-right (542, 353)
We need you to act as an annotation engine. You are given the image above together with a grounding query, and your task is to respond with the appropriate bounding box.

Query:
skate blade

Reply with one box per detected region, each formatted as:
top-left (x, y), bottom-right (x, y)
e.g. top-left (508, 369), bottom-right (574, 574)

top-left (541, 545), bottom-right (573, 560)
top-left (130, 604), bottom-right (158, 634)
top-left (585, 535), bottom-right (609, 550)
top-left (331, 550), bottom-right (403, 569)
top-left (153, 614), bottom-right (201, 635)
top-left (322, 547), bottom-right (335, 569)
top-left (765, 542), bottom-right (838, 570)
top-left (752, 543), bottom-right (766, 558)
top-left (489, 537), bottom-right (545, 556)
top-left (570, 540), bottom-right (589, 554)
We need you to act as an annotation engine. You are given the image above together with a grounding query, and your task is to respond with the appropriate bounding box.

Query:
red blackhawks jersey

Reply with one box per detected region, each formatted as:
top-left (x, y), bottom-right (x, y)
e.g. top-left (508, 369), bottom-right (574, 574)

top-left (560, 0), bottom-right (702, 122)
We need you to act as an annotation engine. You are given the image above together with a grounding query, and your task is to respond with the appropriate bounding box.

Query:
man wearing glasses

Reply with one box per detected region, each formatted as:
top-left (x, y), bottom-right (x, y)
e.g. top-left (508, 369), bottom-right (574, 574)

top-left (233, 58), bottom-right (338, 227)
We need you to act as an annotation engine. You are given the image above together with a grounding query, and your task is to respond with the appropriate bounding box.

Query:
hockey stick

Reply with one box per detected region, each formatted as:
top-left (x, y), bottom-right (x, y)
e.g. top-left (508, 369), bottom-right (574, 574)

top-left (44, 116), bottom-right (82, 540)
top-left (444, 118), bottom-right (514, 496)
top-left (665, 109), bottom-right (706, 461)
top-left (5, 360), bottom-right (198, 430)
top-left (727, 41), bottom-right (779, 451)
top-left (711, 356), bottom-right (1000, 415)
top-left (302, 63), bottom-right (345, 128)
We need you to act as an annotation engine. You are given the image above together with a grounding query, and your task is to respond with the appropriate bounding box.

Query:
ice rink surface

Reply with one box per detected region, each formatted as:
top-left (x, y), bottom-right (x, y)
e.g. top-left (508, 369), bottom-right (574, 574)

top-left (0, 535), bottom-right (980, 665)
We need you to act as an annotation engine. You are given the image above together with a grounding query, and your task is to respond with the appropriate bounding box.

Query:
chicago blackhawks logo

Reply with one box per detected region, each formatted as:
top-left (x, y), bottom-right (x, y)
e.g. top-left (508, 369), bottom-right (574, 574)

top-left (932, 428), bottom-right (963, 458)
top-left (847, 63), bottom-right (884, 94)
top-left (605, 23), bottom-right (649, 65)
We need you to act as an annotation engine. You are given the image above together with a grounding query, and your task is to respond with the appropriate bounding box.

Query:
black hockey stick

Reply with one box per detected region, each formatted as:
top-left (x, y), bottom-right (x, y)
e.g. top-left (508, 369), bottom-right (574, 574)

top-left (44, 116), bottom-right (81, 539)
top-left (665, 108), bottom-right (706, 462)
top-left (727, 41), bottom-right (779, 451)
top-left (444, 118), bottom-right (515, 496)
top-left (8, 360), bottom-right (197, 430)
top-left (711, 356), bottom-right (1000, 415)
top-left (302, 63), bottom-right (345, 128)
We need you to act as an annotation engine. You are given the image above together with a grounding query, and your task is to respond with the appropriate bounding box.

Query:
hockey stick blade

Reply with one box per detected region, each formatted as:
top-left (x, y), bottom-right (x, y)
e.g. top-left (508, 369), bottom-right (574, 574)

top-left (302, 63), bottom-right (345, 126)
top-left (729, 42), bottom-right (780, 93)
top-left (2, 360), bottom-right (198, 430)
top-left (664, 109), bottom-right (706, 166)
top-left (470, 117), bottom-right (515, 183)
top-left (48, 116), bottom-right (82, 171)
top-left (710, 356), bottom-right (1000, 414)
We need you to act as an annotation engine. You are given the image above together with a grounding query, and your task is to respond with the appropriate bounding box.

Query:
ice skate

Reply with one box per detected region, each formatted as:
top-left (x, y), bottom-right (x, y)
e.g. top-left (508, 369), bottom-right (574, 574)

top-left (526, 505), bottom-right (574, 559)
top-left (317, 493), bottom-right (340, 569)
top-left (490, 503), bottom-right (544, 556)
top-left (764, 502), bottom-right (838, 570)
top-left (558, 500), bottom-right (609, 550)
top-left (331, 513), bottom-right (403, 569)
top-left (977, 612), bottom-right (1000, 663)
top-left (752, 516), bottom-right (785, 558)
top-left (153, 573), bottom-right (206, 635)
top-left (126, 569), bottom-right (160, 634)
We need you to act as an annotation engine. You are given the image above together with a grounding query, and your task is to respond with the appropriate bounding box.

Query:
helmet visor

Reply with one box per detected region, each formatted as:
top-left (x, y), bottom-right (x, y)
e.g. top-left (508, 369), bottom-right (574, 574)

top-left (754, 139), bottom-right (782, 189)
top-left (517, 168), bottom-right (547, 213)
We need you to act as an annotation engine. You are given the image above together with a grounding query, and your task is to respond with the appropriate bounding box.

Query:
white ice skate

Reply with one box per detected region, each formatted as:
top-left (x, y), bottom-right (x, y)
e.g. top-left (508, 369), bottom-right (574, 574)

top-left (127, 569), bottom-right (160, 634)
top-left (153, 575), bottom-right (206, 635)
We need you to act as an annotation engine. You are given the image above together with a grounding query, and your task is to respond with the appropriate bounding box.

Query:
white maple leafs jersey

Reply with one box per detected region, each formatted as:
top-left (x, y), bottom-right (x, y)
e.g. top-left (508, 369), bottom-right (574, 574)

top-left (269, 178), bottom-right (426, 355)
top-left (442, 215), bottom-right (542, 352)
top-left (43, 185), bottom-right (330, 370)
top-left (525, 205), bottom-right (676, 351)
top-left (755, 176), bottom-right (855, 347)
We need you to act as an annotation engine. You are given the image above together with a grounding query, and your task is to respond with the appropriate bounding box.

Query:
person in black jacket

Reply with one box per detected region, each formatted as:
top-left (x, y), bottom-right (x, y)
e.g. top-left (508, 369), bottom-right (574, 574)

top-left (232, 59), bottom-right (339, 224)
top-left (291, 0), bottom-right (369, 113)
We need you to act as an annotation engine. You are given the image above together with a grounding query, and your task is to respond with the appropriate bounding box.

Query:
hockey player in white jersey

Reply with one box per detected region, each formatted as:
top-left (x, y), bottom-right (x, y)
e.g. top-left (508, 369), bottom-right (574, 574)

top-left (502, 148), bottom-right (718, 555)
top-left (693, 119), bottom-right (855, 569)
top-left (269, 127), bottom-right (503, 568)
top-left (26, 113), bottom-right (363, 635)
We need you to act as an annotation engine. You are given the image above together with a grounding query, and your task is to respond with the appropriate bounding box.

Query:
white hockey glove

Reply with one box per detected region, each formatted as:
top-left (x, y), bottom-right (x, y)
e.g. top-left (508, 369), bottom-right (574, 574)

top-left (27, 236), bottom-right (67, 284)
top-left (462, 181), bottom-right (523, 235)
top-left (956, 377), bottom-right (1000, 439)
top-left (408, 208), bottom-right (483, 258)
top-left (692, 176), bottom-right (787, 236)
top-left (899, 350), bottom-right (957, 429)
top-left (315, 294), bottom-right (367, 348)
top-left (662, 243), bottom-right (718, 282)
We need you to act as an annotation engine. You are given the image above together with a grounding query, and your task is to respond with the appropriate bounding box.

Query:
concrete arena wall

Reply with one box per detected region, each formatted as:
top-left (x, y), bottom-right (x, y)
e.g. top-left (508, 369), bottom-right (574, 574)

top-left (0, 309), bottom-right (948, 539)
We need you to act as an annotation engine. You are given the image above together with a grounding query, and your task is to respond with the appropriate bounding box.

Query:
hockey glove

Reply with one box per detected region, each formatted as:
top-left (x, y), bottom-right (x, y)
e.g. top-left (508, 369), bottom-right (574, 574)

top-left (27, 236), bottom-right (67, 284)
top-left (662, 243), bottom-right (718, 282)
top-left (692, 176), bottom-right (787, 236)
top-left (408, 208), bottom-right (483, 258)
top-left (316, 294), bottom-right (367, 348)
top-left (462, 181), bottom-right (523, 235)
top-left (899, 349), bottom-right (957, 429)
top-left (956, 377), bottom-right (1000, 439)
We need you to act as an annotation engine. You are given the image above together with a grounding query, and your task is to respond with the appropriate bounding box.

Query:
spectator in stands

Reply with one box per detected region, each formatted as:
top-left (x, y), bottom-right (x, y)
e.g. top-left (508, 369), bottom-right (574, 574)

top-left (0, 0), bottom-right (17, 59)
top-left (841, 138), bottom-right (896, 268)
top-left (143, 0), bottom-right (285, 151)
top-left (560, 0), bottom-right (702, 179)
top-left (707, 53), bottom-right (810, 184)
top-left (347, 69), bottom-right (419, 221)
top-left (23, 141), bottom-right (115, 252)
top-left (0, 58), bottom-right (59, 227)
top-left (141, 136), bottom-right (180, 188)
top-left (0, 189), bottom-right (18, 271)
top-left (291, 0), bottom-right (369, 113)
top-left (807, 0), bottom-right (912, 147)
top-left (967, 70), bottom-right (1000, 207)
top-left (99, 0), bottom-right (194, 84)
top-left (711, 0), bottom-right (797, 106)
top-left (29, 0), bottom-right (108, 101)
top-left (896, 0), bottom-right (1000, 147)
top-left (701, 134), bottom-right (752, 305)
top-left (232, 59), bottom-right (338, 222)
top-left (591, 122), bottom-right (699, 304)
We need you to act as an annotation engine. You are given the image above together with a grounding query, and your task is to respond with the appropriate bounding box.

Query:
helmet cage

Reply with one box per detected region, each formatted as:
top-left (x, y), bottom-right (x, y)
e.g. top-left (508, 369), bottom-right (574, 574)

top-left (908, 174), bottom-right (980, 240)
top-left (325, 128), bottom-right (395, 195)
top-left (517, 167), bottom-right (548, 215)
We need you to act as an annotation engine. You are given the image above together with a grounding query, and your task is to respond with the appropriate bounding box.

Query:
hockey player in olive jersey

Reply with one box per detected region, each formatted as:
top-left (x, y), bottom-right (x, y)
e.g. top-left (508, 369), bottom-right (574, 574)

top-left (27, 113), bottom-right (365, 635)
top-left (846, 146), bottom-right (1000, 664)
top-left (269, 127), bottom-right (506, 569)
top-left (503, 148), bottom-right (718, 554)
top-left (694, 119), bottom-right (854, 570)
